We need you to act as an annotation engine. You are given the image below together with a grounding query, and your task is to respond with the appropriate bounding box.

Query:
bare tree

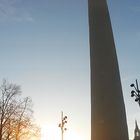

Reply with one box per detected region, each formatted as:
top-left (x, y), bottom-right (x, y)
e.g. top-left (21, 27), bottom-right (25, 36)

top-left (0, 79), bottom-right (40, 140)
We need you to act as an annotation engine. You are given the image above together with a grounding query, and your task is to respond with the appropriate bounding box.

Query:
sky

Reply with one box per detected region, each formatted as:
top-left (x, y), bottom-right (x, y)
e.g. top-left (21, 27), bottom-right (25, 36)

top-left (0, 0), bottom-right (140, 140)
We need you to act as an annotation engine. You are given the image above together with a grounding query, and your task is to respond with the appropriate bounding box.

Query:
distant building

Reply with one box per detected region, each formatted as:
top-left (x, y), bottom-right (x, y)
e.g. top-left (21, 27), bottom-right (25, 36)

top-left (134, 121), bottom-right (140, 140)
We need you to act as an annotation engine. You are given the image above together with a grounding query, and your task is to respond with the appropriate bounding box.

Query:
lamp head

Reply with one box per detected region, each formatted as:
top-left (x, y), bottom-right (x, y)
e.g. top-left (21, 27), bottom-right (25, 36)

top-left (64, 116), bottom-right (67, 120)
top-left (135, 98), bottom-right (139, 102)
top-left (137, 90), bottom-right (140, 93)
top-left (130, 84), bottom-right (135, 87)
top-left (131, 93), bottom-right (135, 97)
top-left (131, 90), bottom-right (135, 94)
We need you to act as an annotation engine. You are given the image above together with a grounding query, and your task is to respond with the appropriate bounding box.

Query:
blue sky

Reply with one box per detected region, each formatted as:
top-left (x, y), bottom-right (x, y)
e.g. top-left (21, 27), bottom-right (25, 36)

top-left (0, 0), bottom-right (140, 140)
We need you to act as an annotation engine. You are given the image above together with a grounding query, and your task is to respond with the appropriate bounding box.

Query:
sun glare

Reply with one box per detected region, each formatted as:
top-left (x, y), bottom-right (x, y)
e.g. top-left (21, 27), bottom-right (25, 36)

top-left (41, 124), bottom-right (60, 140)
top-left (65, 131), bottom-right (81, 140)
top-left (41, 123), bottom-right (82, 140)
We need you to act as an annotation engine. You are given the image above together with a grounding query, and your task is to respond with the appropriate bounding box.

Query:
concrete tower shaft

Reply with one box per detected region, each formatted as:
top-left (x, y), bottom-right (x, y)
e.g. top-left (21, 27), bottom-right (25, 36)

top-left (88, 0), bottom-right (129, 140)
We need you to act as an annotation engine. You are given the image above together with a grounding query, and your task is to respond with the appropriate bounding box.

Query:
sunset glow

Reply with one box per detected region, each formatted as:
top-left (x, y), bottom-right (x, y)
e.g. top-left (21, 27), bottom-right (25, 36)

top-left (41, 123), bottom-right (82, 140)
top-left (41, 124), bottom-right (60, 140)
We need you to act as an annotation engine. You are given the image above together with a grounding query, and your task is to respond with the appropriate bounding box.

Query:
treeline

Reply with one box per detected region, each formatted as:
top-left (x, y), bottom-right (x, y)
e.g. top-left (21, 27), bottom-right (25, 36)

top-left (0, 79), bottom-right (40, 140)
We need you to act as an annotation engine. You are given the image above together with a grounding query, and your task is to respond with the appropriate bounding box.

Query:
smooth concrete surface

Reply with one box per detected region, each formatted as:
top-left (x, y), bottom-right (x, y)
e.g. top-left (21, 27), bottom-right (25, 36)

top-left (88, 0), bottom-right (129, 140)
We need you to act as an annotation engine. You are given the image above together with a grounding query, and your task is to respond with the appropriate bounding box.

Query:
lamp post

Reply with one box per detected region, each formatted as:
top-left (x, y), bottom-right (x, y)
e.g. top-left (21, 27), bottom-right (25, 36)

top-left (58, 111), bottom-right (67, 140)
top-left (130, 79), bottom-right (140, 106)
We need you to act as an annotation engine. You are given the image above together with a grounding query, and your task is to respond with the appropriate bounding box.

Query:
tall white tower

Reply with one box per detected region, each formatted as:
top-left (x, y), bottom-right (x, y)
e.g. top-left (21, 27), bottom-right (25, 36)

top-left (88, 0), bottom-right (129, 140)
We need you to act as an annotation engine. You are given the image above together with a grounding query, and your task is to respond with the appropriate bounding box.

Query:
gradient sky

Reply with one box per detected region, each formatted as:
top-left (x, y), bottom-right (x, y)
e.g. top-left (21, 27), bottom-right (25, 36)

top-left (0, 0), bottom-right (140, 140)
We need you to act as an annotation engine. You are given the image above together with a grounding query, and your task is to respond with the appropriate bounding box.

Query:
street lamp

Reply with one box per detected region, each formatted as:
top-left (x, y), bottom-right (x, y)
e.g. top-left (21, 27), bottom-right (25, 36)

top-left (58, 111), bottom-right (67, 140)
top-left (130, 79), bottom-right (140, 106)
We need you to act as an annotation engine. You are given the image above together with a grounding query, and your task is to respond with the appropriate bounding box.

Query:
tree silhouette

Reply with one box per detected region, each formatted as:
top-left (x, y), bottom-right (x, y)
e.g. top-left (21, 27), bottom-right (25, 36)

top-left (0, 79), bottom-right (40, 140)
